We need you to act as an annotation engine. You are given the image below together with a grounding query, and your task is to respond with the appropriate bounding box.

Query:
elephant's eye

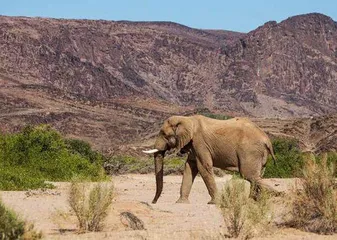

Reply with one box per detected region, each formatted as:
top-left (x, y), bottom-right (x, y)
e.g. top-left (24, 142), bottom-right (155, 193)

top-left (167, 136), bottom-right (176, 147)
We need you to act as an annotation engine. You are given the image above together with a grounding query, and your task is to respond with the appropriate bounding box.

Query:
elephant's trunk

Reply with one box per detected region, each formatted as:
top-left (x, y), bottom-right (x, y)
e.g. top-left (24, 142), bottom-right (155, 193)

top-left (152, 151), bottom-right (165, 204)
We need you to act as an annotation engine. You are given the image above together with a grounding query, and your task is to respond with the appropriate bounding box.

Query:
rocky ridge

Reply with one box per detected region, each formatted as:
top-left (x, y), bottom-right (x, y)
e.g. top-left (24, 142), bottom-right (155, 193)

top-left (0, 13), bottom-right (336, 152)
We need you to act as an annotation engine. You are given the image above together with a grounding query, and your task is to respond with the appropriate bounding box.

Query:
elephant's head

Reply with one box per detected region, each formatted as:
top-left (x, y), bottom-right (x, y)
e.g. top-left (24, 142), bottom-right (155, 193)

top-left (143, 116), bottom-right (194, 203)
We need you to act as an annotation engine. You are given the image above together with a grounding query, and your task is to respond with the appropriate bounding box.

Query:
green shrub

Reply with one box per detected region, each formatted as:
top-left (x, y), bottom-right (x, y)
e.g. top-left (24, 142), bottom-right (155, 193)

top-left (0, 198), bottom-right (25, 239)
top-left (0, 125), bottom-right (107, 190)
top-left (263, 137), bottom-right (337, 178)
top-left (0, 166), bottom-right (52, 191)
top-left (264, 137), bottom-right (304, 178)
top-left (0, 198), bottom-right (42, 239)
top-left (65, 139), bottom-right (105, 165)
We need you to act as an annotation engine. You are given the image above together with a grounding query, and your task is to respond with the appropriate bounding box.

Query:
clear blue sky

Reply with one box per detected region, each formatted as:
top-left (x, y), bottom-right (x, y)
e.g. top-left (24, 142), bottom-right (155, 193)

top-left (1, 0), bottom-right (336, 33)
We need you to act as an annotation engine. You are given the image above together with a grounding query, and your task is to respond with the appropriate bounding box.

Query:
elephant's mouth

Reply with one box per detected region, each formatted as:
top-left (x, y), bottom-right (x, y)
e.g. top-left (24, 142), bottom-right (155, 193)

top-left (179, 140), bottom-right (193, 154)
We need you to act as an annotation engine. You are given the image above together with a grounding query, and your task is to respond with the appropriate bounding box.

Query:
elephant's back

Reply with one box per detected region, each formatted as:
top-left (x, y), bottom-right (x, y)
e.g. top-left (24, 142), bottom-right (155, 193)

top-left (196, 115), bottom-right (249, 125)
top-left (213, 117), bottom-right (256, 129)
top-left (197, 115), bottom-right (268, 140)
top-left (213, 117), bottom-right (268, 141)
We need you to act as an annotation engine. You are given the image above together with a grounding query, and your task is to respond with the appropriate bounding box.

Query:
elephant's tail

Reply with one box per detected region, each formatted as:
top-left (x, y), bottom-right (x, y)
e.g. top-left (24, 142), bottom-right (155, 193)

top-left (266, 142), bottom-right (277, 165)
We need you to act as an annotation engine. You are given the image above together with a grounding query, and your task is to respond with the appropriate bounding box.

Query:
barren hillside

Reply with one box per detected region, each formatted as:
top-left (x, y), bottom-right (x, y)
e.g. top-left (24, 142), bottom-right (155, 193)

top-left (0, 13), bottom-right (336, 152)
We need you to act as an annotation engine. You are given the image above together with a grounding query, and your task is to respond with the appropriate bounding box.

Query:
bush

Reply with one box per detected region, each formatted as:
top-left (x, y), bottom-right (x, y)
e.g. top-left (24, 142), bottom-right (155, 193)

top-left (0, 166), bottom-right (53, 191)
top-left (0, 125), bottom-right (107, 190)
top-left (217, 178), bottom-right (272, 239)
top-left (68, 180), bottom-right (114, 232)
top-left (288, 154), bottom-right (337, 234)
top-left (0, 198), bottom-right (24, 239)
top-left (0, 198), bottom-right (42, 239)
top-left (65, 139), bottom-right (105, 165)
top-left (264, 137), bottom-right (304, 178)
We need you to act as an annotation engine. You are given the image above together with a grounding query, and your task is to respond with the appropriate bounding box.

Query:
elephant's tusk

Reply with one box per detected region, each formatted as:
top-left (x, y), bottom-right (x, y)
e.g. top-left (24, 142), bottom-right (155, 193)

top-left (142, 149), bottom-right (159, 154)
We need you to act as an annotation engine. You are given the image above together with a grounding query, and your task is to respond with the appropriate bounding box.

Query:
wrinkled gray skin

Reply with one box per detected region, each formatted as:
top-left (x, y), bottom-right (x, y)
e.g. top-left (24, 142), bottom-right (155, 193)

top-left (149, 115), bottom-right (276, 204)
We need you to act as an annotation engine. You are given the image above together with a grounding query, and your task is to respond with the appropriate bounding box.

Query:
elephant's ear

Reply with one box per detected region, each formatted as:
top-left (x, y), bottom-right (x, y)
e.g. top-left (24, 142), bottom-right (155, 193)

top-left (171, 117), bottom-right (193, 151)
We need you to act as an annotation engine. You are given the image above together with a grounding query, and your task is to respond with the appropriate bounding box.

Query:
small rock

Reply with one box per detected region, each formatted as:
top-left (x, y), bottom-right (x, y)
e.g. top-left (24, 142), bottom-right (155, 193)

top-left (140, 201), bottom-right (153, 210)
top-left (120, 212), bottom-right (145, 230)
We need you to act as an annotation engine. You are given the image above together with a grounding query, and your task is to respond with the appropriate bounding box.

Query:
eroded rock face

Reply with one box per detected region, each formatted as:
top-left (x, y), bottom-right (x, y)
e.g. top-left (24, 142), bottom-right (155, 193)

top-left (0, 13), bottom-right (336, 152)
top-left (1, 13), bottom-right (336, 116)
top-left (234, 13), bottom-right (337, 117)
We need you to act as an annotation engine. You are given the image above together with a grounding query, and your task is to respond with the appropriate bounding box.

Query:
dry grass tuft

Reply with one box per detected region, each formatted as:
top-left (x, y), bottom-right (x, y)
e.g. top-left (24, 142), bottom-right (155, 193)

top-left (68, 180), bottom-right (114, 232)
top-left (217, 178), bottom-right (272, 239)
top-left (22, 223), bottom-right (43, 239)
top-left (288, 153), bottom-right (337, 234)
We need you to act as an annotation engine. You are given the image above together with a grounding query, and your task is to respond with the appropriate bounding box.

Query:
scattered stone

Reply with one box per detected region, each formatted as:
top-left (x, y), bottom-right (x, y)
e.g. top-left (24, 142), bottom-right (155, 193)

top-left (25, 189), bottom-right (61, 197)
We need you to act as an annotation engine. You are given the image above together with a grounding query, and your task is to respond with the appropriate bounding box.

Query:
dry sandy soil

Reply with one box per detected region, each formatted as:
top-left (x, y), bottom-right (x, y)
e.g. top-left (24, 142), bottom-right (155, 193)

top-left (1, 174), bottom-right (337, 240)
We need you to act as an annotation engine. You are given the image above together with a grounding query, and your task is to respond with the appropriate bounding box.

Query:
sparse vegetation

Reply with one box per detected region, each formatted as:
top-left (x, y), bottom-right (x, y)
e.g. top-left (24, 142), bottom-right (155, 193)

top-left (0, 125), bottom-right (107, 190)
top-left (68, 180), bottom-right (114, 232)
top-left (0, 198), bottom-right (42, 239)
top-left (264, 137), bottom-right (304, 178)
top-left (195, 108), bottom-right (232, 120)
top-left (327, 152), bottom-right (337, 176)
top-left (22, 223), bottom-right (43, 240)
top-left (201, 113), bottom-right (232, 120)
top-left (104, 155), bottom-right (229, 177)
top-left (217, 178), bottom-right (272, 239)
top-left (287, 154), bottom-right (337, 234)
top-left (104, 155), bottom-right (185, 175)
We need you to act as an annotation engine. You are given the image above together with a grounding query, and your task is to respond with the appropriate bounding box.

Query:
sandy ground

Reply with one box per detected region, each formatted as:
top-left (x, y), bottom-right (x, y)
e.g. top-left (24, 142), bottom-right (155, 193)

top-left (1, 174), bottom-right (336, 240)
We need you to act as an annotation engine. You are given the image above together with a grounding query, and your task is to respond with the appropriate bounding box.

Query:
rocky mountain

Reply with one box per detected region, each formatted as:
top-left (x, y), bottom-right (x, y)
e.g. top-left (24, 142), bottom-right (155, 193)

top-left (0, 13), bottom-right (336, 152)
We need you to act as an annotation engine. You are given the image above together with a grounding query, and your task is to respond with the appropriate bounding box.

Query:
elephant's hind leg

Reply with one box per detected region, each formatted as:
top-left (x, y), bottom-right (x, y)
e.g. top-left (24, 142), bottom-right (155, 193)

top-left (176, 155), bottom-right (198, 203)
top-left (248, 149), bottom-right (277, 200)
top-left (249, 178), bottom-right (283, 200)
top-left (248, 179), bottom-right (262, 200)
top-left (237, 153), bottom-right (264, 200)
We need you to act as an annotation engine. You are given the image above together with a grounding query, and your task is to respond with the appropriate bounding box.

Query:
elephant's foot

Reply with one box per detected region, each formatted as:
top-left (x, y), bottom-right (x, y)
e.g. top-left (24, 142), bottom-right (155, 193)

top-left (176, 198), bottom-right (190, 204)
top-left (207, 199), bottom-right (216, 204)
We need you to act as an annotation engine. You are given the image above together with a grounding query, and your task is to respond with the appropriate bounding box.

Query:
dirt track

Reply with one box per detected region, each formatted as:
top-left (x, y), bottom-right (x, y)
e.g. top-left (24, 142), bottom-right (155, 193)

top-left (1, 174), bottom-right (336, 239)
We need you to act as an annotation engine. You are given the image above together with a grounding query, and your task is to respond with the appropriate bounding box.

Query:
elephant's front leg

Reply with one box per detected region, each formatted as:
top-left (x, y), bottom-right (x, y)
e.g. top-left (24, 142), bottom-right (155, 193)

top-left (176, 156), bottom-right (198, 203)
top-left (196, 157), bottom-right (218, 204)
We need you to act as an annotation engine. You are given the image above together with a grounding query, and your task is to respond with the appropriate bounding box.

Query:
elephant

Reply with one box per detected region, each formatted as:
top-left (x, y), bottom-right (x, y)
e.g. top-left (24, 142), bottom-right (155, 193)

top-left (143, 115), bottom-right (276, 204)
